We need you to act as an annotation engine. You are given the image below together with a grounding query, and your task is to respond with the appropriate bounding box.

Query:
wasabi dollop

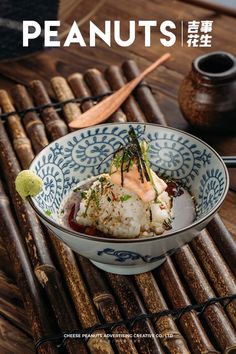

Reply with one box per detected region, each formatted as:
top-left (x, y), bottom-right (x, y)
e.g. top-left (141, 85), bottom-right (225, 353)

top-left (15, 170), bottom-right (43, 199)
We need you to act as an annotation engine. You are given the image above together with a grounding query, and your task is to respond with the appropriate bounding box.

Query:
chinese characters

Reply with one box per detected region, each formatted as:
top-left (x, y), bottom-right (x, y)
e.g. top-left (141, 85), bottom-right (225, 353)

top-left (187, 20), bottom-right (213, 47)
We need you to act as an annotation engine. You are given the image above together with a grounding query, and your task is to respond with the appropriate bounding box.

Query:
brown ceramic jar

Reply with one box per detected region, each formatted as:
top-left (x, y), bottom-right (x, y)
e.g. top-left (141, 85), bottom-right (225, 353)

top-left (178, 51), bottom-right (236, 133)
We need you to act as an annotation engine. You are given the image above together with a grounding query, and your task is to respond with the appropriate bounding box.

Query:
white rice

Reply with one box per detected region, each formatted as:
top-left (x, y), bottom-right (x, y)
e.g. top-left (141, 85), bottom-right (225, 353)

top-left (76, 174), bottom-right (173, 238)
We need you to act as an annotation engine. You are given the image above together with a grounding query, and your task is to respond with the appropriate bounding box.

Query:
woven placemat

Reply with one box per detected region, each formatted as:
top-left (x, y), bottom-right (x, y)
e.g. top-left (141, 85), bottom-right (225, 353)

top-left (0, 60), bottom-right (235, 354)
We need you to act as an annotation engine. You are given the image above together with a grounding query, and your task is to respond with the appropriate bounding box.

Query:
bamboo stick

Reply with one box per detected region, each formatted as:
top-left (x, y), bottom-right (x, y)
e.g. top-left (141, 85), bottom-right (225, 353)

top-left (50, 235), bottom-right (114, 354)
top-left (135, 272), bottom-right (190, 353)
top-left (191, 230), bottom-right (236, 328)
top-left (29, 80), bottom-right (68, 140)
top-left (51, 76), bottom-right (81, 125)
top-left (0, 121), bottom-right (87, 354)
top-left (0, 90), bottom-right (34, 169)
top-left (11, 85), bottom-right (48, 154)
top-left (68, 73), bottom-right (94, 112)
top-left (0, 121), bottom-right (50, 268)
top-left (207, 215), bottom-right (236, 276)
top-left (0, 177), bottom-right (58, 354)
top-left (122, 59), bottom-right (166, 125)
top-left (78, 256), bottom-right (138, 354)
top-left (107, 273), bottom-right (165, 353)
top-left (105, 65), bottom-right (147, 123)
top-left (157, 257), bottom-right (220, 353)
top-left (35, 263), bottom-right (88, 354)
top-left (174, 245), bottom-right (236, 353)
top-left (84, 68), bottom-right (127, 123)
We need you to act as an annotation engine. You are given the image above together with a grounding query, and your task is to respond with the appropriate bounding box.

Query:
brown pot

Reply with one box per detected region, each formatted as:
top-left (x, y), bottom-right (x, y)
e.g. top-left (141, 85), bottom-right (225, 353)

top-left (178, 51), bottom-right (236, 133)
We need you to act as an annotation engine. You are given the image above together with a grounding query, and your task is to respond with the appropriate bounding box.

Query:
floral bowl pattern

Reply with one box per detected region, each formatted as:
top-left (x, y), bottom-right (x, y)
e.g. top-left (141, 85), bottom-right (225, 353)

top-left (29, 123), bottom-right (229, 275)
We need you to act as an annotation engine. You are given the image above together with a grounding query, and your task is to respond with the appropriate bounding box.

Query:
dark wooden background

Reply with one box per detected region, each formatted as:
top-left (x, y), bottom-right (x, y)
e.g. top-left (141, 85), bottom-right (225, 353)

top-left (0, 0), bottom-right (235, 352)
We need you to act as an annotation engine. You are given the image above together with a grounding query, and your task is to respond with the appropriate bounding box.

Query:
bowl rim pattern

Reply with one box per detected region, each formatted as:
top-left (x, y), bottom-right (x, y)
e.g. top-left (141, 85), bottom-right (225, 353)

top-left (28, 123), bottom-right (229, 244)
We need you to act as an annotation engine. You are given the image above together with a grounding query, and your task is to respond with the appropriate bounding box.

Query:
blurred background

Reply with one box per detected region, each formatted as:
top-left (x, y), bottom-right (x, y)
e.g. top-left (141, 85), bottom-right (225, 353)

top-left (0, 0), bottom-right (235, 61)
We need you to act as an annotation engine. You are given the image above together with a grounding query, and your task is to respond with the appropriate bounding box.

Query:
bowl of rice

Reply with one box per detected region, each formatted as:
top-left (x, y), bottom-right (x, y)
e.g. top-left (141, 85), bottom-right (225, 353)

top-left (28, 123), bottom-right (229, 274)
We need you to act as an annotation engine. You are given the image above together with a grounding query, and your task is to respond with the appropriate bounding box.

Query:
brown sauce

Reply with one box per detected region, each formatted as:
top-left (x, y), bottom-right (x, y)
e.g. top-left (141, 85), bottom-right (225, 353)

top-left (165, 180), bottom-right (184, 197)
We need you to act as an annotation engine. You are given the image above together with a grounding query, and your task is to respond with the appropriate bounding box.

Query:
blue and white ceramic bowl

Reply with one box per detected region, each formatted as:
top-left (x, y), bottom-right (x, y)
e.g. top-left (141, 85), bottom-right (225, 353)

top-left (29, 123), bottom-right (229, 275)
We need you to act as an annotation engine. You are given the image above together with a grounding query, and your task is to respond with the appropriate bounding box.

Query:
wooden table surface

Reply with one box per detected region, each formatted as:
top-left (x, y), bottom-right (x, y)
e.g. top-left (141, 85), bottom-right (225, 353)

top-left (0, 0), bottom-right (235, 352)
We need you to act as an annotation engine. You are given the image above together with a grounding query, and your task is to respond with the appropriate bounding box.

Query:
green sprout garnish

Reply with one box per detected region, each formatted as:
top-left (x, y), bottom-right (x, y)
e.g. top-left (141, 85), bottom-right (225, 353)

top-left (120, 194), bottom-right (132, 202)
top-left (45, 210), bottom-right (52, 216)
top-left (83, 188), bottom-right (100, 217)
top-left (113, 154), bottom-right (123, 170)
top-left (140, 140), bottom-right (158, 200)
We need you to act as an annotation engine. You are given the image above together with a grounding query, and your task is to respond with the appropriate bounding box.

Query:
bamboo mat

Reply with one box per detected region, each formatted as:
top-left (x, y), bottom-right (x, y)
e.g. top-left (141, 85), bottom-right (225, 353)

top-left (0, 60), bottom-right (236, 354)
